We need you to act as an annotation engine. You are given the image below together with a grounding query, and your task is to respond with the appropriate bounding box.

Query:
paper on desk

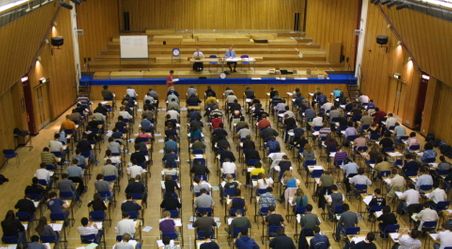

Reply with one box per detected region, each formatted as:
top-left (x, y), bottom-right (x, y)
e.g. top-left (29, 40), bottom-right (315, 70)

top-left (187, 223), bottom-right (194, 230)
top-left (142, 226), bottom-right (152, 232)
top-left (159, 149), bottom-right (164, 154)
top-left (363, 195), bottom-right (373, 205)
top-left (154, 133), bottom-right (161, 137)
top-left (158, 139), bottom-right (164, 143)
top-left (50, 223), bottom-right (63, 231)
top-left (351, 236), bottom-right (366, 244)
top-left (85, 243), bottom-right (98, 249)
top-left (375, 211), bottom-right (383, 218)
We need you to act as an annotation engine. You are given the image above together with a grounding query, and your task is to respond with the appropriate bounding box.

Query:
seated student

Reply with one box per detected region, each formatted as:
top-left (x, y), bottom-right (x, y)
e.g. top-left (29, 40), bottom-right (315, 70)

top-left (121, 194), bottom-right (142, 217)
top-left (199, 238), bottom-right (220, 249)
top-left (434, 224), bottom-right (452, 249)
top-left (78, 217), bottom-right (101, 243)
top-left (113, 233), bottom-right (137, 249)
top-left (194, 188), bottom-right (214, 211)
top-left (193, 211), bottom-right (217, 238)
top-left (340, 159), bottom-right (359, 191)
top-left (415, 202), bottom-right (439, 231)
top-left (421, 142), bottom-right (437, 163)
top-left (235, 229), bottom-right (259, 249)
top-left (269, 229), bottom-right (296, 249)
top-left (335, 203), bottom-right (358, 241)
top-left (35, 163), bottom-right (54, 187)
top-left (373, 158), bottom-right (392, 179)
top-left (350, 232), bottom-right (377, 249)
top-left (377, 206), bottom-right (397, 237)
top-left (87, 193), bottom-right (108, 212)
top-left (228, 209), bottom-right (251, 237)
top-left (193, 177), bottom-right (212, 195)
top-left (387, 169), bottom-right (406, 202)
top-left (258, 187), bottom-right (277, 211)
top-left (159, 211), bottom-right (177, 237)
top-left (426, 183), bottom-right (448, 204)
top-left (292, 188), bottom-right (309, 213)
top-left (393, 229), bottom-right (421, 249)
top-left (379, 131), bottom-right (395, 152)
top-left (298, 204), bottom-right (321, 249)
top-left (28, 235), bottom-right (46, 249)
top-left (1, 210), bottom-right (25, 245)
top-left (160, 192), bottom-right (182, 215)
top-left (415, 168), bottom-right (434, 191)
top-left (15, 193), bottom-right (36, 215)
top-left (266, 206), bottom-right (285, 235)
top-left (116, 214), bottom-right (136, 238)
top-left (47, 191), bottom-right (69, 219)
top-left (349, 168), bottom-right (372, 194)
top-left (308, 227), bottom-right (330, 249)
top-left (402, 153), bottom-right (420, 176)
top-left (35, 217), bottom-right (58, 241)
top-left (220, 175), bottom-right (240, 201)
top-left (398, 183), bottom-right (421, 215)
top-left (368, 188), bottom-right (386, 216)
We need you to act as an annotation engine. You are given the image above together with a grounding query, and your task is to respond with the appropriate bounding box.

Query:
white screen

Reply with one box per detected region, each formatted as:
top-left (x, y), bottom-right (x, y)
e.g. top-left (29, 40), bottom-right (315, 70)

top-left (120, 35), bottom-right (149, 59)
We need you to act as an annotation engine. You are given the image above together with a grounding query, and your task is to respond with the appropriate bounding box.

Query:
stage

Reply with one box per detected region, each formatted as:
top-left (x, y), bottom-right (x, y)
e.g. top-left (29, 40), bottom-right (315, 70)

top-left (80, 72), bottom-right (357, 100)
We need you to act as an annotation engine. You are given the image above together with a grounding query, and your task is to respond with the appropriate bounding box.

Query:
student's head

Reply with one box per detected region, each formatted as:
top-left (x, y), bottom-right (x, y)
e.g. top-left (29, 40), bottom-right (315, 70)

top-left (440, 155), bottom-right (446, 162)
top-left (312, 226), bottom-right (321, 234)
top-left (374, 188), bottom-right (381, 195)
top-left (358, 168), bottom-right (365, 175)
top-left (424, 142), bottom-right (434, 150)
top-left (331, 185), bottom-right (338, 191)
top-left (306, 204), bottom-right (313, 212)
top-left (81, 217), bottom-right (89, 226)
top-left (162, 210), bottom-right (171, 218)
top-left (169, 70), bottom-right (174, 74)
top-left (383, 205), bottom-right (391, 214)
top-left (72, 158), bottom-right (78, 165)
top-left (43, 147), bottom-right (50, 152)
top-left (126, 193), bottom-right (132, 200)
top-left (61, 173), bottom-right (68, 179)
top-left (235, 209), bottom-right (243, 216)
top-left (96, 174), bottom-right (103, 180)
top-left (40, 163), bottom-right (47, 169)
top-left (54, 133), bottom-right (59, 139)
top-left (162, 236), bottom-right (171, 245)
top-left (409, 229), bottom-right (420, 239)
top-left (135, 175), bottom-right (141, 182)
top-left (366, 232), bottom-right (375, 242)
top-left (240, 229), bottom-right (249, 236)
top-left (32, 177), bottom-right (38, 185)
top-left (268, 206), bottom-right (276, 212)
top-left (122, 233), bottom-right (131, 242)
top-left (409, 132), bottom-right (416, 138)
top-left (48, 191), bottom-right (57, 199)
top-left (343, 203), bottom-right (350, 211)
top-left (30, 235), bottom-right (40, 243)
top-left (199, 188), bottom-right (208, 195)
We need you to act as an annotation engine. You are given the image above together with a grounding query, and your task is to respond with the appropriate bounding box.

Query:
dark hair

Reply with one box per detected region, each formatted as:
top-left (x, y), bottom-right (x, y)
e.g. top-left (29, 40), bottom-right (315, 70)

top-left (410, 229), bottom-right (420, 239)
top-left (81, 217), bottom-right (89, 226)
top-left (383, 206), bottom-right (391, 214)
top-left (374, 188), bottom-right (381, 195)
top-left (366, 232), bottom-right (375, 242)
top-left (306, 204), bottom-right (313, 212)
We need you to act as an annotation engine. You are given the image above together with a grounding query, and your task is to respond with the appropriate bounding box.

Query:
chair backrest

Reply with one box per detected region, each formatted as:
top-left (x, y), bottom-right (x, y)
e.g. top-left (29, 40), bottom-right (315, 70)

top-left (196, 207), bottom-right (213, 216)
top-left (37, 179), bottom-right (48, 186)
top-left (422, 221), bottom-right (437, 230)
top-left (50, 212), bottom-right (66, 221)
top-left (355, 184), bottom-right (367, 192)
top-left (2, 235), bottom-right (18, 244)
top-left (434, 201), bottom-right (449, 211)
top-left (80, 234), bottom-right (97, 244)
top-left (408, 144), bottom-right (420, 151)
top-left (420, 185), bottom-right (433, 192)
top-left (89, 210), bottom-right (106, 221)
top-left (161, 232), bottom-right (178, 240)
top-left (103, 175), bottom-right (117, 182)
top-left (311, 169), bottom-right (324, 178)
top-left (16, 211), bottom-right (33, 222)
top-left (2, 149), bottom-right (16, 158)
top-left (268, 225), bottom-right (283, 237)
top-left (125, 210), bottom-right (139, 219)
top-left (59, 191), bottom-right (75, 200)
top-left (256, 188), bottom-right (268, 196)
top-left (259, 207), bottom-right (269, 216)
top-left (167, 209), bottom-right (179, 218)
top-left (304, 159), bottom-right (317, 167)
top-left (383, 224), bottom-right (400, 233)
top-left (333, 205), bottom-right (344, 214)
top-left (345, 227), bottom-right (360, 235)
top-left (40, 235), bottom-right (57, 243)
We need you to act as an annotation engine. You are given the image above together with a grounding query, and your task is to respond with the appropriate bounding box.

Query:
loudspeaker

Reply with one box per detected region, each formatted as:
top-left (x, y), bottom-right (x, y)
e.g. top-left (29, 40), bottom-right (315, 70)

top-left (376, 35), bottom-right (389, 45)
top-left (51, 36), bottom-right (64, 47)
top-left (123, 12), bottom-right (130, 31)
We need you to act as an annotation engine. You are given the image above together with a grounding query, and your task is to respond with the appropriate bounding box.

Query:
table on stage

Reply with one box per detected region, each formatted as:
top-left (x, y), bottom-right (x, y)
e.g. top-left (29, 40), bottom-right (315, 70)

top-left (189, 57), bottom-right (258, 72)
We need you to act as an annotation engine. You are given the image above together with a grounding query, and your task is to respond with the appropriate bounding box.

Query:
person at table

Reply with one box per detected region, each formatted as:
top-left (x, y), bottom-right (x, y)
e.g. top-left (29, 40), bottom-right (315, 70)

top-left (298, 204), bottom-right (321, 249)
top-left (193, 210), bottom-right (217, 238)
top-left (415, 167), bottom-right (433, 191)
top-left (192, 48), bottom-right (204, 72)
top-left (28, 235), bottom-right (47, 249)
top-left (227, 209), bottom-right (251, 237)
top-left (421, 142), bottom-right (437, 163)
top-left (35, 216), bottom-right (58, 241)
top-left (269, 229), bottom-right (296, 249)
top-left (349, 168), bottom-right (372, 194)
top-left (121, 194), bottom-right (142, 217)
top-left (335, 203), bottom-right (358, 241)
top-left (159, 211), bottom-right (177, 238)
top-left (1, 210), bottom-right (25, 245)
top-left (235, 229), bottom-right (260, 249)
top-left (415, 202), bottom-right (439, 231)
top-left (379, 131), bottom-right (394, 152)
top-left (350, 232), bottom-right (376, 249)
top-left (308, 227), bottom-right (330, 249)
top-left (434, 224), bottom-right (452, 249)
top-left (438, 155), bottom-right (451, 171)
top-left (368, 188), bottom-right (386, 215)
top-left (78, 217), bottom-right (101, 243)
top-left (377, 206), bottom-right (397, 237)
top-left (394, 229), bottom-right (421, 249)
top-left (397, 183), bottom-right (421, 215)
top-left (426, 183), bottom-right (448, 203)
top-left (199, 238), bottom-right (220, 249)
top-left (225, 46), bottom-right (237, 72)
top-left (373, 157), bottom-right (392, 179)
top-left (114, 233), bottom-right (137, 249)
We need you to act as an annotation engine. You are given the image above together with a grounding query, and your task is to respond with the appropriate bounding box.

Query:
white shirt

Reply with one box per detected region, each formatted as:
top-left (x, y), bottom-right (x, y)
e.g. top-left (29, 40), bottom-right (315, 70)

top-left (321, 102), bottom-right (334, 112)
top-left (311, 116), bottom-right (323, 127)
top-left (221, 162), bottom-right (237, 175)
top-left (127, 165), bottom-right (146, 178)
top-left (126, 88), bottom-right (136, 98)
top-left (390, 174), bottom-right (406, 188)
top-left (166, 110), bottom-right (179, 120)
top-left (426, 188), bottom-right (447, 203)
top-left (386, 117), bottom-right (397, 128)
top-left (349, 174), bottom-right (372, 186)
top-left (35, 168), bottom-right (52, 182)
top-left (257, 178), bottom-right (274, 189)
top-left (400, 189), bottom-right (420, 206)
top-left (49, 140), bottom-right (64, 152)
top-left (398, 234), bottom-right (421, 249)
top-left (78, 225), bottom-right (99, 236)
top-left (438, 230), bottom-right (452, 249)
top-left (116, 218), bottom-right (135, 236)
top-left (417, 208), bottom-right (438, 222)
top-left (119, 111), bottom-right (133, 120)
top-left (359, 95), bottom-right (370, 104)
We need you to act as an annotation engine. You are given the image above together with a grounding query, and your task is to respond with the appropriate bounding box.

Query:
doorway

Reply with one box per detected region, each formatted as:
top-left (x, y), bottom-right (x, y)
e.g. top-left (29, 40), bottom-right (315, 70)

top-left (34, 82), bottom-right (51, 129)
top-left (413, 75), bottom-right (429, 130)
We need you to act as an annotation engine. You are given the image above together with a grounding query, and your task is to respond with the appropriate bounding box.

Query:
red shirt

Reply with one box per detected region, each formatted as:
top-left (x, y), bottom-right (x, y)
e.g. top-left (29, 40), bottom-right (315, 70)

top-left (166, 74), bottom-right (174, 87)
top-left (257, 118), bottom-right (271, 129)
top-left (211, 118), bottom-right (223, 129)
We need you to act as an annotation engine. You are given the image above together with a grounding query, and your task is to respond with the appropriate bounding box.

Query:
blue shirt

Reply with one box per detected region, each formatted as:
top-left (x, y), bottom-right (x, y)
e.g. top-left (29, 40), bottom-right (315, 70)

top-left (416, 174), bottom-right (433, 189)
top-left (341, 162), bottom-right (359, 177)
top-left (48, 198), bottom-right (65, 214)
top-left (225, 49), bottom-right (236, 58)
top-left (235, 236), bottom-right (260, 249)
top-left (421, 150), bottom-right (436, 162)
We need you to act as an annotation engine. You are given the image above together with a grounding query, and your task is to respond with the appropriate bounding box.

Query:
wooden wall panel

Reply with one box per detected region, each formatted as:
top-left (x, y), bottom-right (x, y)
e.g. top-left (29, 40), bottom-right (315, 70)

top-left (360, 4), bottom-right (421, 128)
top-left (76, 0), bottom-right (120, 62)
top-left (29, 9), bottom-right (77, 129)
top-left (0, 3), bottom-right (59, 95)
top-left (305, 0), bottom-right (361, 68)
top-left (383, 7), bottom-right (452, 86)
top-left (429, 82), bottom-right (452, 144)
top-left (121, 0), bottom-right (305, 31)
